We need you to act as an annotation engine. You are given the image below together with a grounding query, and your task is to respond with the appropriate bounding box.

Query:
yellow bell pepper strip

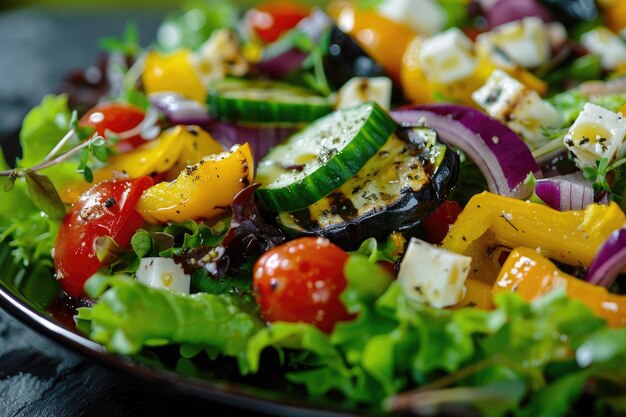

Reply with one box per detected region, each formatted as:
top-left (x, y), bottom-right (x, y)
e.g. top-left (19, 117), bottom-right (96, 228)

top-left (143, 50), bottom-right (206, 102)
top-left (494, 247), bottom-right (626, 328)
top-left (164, 126), bottom-right (224, 181)
top-left (400, 36), bottom-right (434, 104)
top-left (441, 192), bottom-right (626, 283)
top-left (59, 126), bottom-right (223, 204)
top-left (601, 0), bottom-right (626, 33)
top-left (136, 143), bottom-right (254, 224)
top-left (450, 279), bottom-right (495, 310)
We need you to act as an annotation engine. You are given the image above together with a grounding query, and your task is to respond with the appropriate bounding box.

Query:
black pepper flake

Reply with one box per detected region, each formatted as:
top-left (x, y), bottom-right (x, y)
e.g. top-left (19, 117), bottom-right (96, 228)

top-left (185, 164), bottom-right (199, 176)
top-left (500, 213), bottom-right (519, 231)
top-left (104, 197), bottom-right (117, 208)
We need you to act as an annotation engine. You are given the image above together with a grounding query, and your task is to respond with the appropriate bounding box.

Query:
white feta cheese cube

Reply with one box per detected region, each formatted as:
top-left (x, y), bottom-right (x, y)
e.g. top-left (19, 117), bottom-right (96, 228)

top-left (418, 28), bottom-right (477, 84)
top-left (190, 28), bottom-right (249, 88)
top-left (398, 238), bottom-right (471, 309)
top-left (335, 77), bottom-right (392, 110)
top-left (376, 0), bottom-right (446, 35)
top-left (136, 258), bottom-right (191, 294)
top-left (476, 17), bottom-right (551, 69)
top-left (581, 27), bottom-right (626, 71)
top-left (563, 103), bottom-right (626, 168)
top-left (472, 70), bottom-right (563, 146)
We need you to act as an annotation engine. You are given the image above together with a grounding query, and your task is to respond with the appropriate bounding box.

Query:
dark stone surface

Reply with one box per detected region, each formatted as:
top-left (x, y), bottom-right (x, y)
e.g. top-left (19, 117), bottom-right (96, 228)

top-left (0, 9), bottom-right (274, 416)
top-left (0, 307), bottom-right (275, 416)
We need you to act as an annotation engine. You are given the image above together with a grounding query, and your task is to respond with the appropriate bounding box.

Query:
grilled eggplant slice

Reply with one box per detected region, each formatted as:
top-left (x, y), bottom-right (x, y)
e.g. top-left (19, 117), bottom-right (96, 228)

top-left (276, 126), bottom-right (460, 249)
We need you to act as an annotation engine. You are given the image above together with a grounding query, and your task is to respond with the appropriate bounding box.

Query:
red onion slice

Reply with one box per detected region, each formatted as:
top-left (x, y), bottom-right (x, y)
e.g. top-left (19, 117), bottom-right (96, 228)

top-left (482, 0), bottom-right (552, 29)
top-left (535, 173), bottom-right (596, 211)
top-left (205, 120), bottom-right (297, 164)
top-left (586, 226), bottom-right (626, 288)
top-left (392, 104), bottom-right (542, 198)
top-left (149, 92), bottom-right (296, 163)
top-left (149, 92), bottom-right (210, 126)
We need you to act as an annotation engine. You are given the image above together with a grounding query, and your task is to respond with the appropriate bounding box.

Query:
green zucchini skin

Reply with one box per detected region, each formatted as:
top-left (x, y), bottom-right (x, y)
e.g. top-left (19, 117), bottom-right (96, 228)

top-left (207, 79), bottom-right (332, 124)
top-left (255, 102), bottom-right (397, 213)
top-left (276, 143), bottom-right (460, 250)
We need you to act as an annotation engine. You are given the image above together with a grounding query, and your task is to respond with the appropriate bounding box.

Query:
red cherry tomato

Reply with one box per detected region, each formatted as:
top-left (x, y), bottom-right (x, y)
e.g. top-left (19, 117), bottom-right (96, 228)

top-left (54, 177), bottom-right (153, 297)
top-left (246, 1), bottom-right (310, 44)
top-left (253, 237), bottom-right (353, 333)
top-left (423, 200), bottom-right (463, 245)
top-left (79, 103), bottom-right (148, 152)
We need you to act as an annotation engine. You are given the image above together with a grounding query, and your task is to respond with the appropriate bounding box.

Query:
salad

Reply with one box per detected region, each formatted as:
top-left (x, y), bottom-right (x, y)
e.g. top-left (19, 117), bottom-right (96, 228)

top-left (4, 0), bottom-right (626, 415)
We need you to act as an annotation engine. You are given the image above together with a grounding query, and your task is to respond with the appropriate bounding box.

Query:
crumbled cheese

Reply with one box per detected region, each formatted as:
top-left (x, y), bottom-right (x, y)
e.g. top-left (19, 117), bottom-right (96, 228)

top-left (335, 77), bottom-right (392, 110)
top-left (136, 257), bottom-right (191, 294)
top-left (190, 28), bottom-right (249, 88)
top-left (398, 238), bottom-right (471, 309)
top-left (472, 70), bottom-right (563, 147)
top-left (476, 17), bottom-right (551, 69)
top-left (376, 0), bottom-right (446, 35)
top-left (563, 103), bottom-right (626, 168)
top-left (418, 28), bottom-right (477, 84)
top-left (581, 27), bottom-right (626, 71)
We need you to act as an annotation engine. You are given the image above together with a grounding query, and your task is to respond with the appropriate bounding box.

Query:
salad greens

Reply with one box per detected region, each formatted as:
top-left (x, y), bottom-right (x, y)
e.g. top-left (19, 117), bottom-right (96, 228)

top-left (3, 0), bottom-right (626, 416)
top-left (77, 253), bottom-right (626, 416)
top-left (155, 0), bottom-right (238, 52)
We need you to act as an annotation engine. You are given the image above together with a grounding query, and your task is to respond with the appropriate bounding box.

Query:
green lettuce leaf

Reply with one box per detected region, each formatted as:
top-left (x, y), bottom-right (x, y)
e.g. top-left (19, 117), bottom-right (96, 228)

top-left (19, 94), bottom-right (71, 168)
top-left (77, 274), bottom-right (264, 371)
top-left (17, 94), bottom-right (84, 191)
top-left (549, 91), bottom-right (626, 125)
top-left (78, 249), bottom-right (626, 416)
top-left (155, 0), bottom-right (238, 52)
top-left (0, 148), bottom-right (38, 226)
top-left (353, 236), bottom-right (400, 264)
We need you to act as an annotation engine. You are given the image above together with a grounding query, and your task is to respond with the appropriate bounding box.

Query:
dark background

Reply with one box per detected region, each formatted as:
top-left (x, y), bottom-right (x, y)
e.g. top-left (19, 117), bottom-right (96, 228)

top-left (0, 7), bottom-right (275, 416)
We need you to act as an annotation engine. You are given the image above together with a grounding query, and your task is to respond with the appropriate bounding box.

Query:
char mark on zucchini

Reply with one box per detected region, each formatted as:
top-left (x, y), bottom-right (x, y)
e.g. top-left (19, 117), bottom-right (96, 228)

top-left (277, 125), bottom-right (460, 249)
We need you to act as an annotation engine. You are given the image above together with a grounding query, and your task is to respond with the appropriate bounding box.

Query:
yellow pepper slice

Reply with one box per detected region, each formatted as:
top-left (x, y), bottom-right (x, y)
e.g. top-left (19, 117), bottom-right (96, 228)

top-left (59, 126), bottom-right (222, 204)
top-left (441, 192), bottom-right (626, 283)
top-left (136, 143), bottom-right (254, 223)
top-left (450, 279), bottom-right (495, 310)
top-left (494, 247), bottom-right (626, 327)
top-left (164, 126), bottom-right (224, 181)
top-left (143, 50), bottom-right (206, 102)
top-left (601, 0), bottom-right (626, 33)
top-left (400, 36), bottom-right (434, 104)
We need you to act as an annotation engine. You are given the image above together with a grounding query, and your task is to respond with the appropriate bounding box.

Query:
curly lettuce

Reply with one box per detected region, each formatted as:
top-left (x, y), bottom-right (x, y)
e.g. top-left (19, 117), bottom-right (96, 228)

top-left (77, 252), bottom-right (626, 416)
top-left (77, 274), bottom-right (264, 373)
